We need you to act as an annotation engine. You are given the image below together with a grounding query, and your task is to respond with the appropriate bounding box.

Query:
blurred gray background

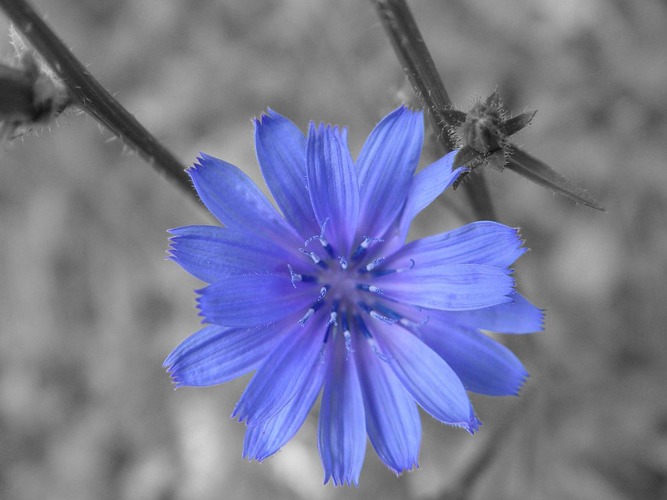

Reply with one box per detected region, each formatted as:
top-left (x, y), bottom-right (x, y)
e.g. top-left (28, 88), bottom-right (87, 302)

top-left (1, 0), bottom-right (666, 498)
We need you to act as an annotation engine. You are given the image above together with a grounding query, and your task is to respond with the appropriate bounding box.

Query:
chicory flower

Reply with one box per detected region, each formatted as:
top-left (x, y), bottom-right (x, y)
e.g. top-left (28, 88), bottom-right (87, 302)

top-left (165, 106), bottom-right (542, 486)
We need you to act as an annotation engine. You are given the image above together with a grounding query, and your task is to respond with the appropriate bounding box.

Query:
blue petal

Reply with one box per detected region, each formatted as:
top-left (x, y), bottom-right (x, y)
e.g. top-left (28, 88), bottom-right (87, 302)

top-left (306, 123), bottom-right (360, 256)
top-left (386, 221), bottom-right (526, 270)
top-left (356, 334), bottom-right (420, 475)
top-left (197, 273), bottom-right (314, 327)
top-left (446, 292), bottom-right (544, 334)
top-left (419, 315), bottom-right (529, 396)
top-left (233, 313), bottom-right (327, 426)
top-left (319, 334), bottom-right (366, 487)
top-left (164, 322), bottom-right (286, 387)
top-left (254, 110), bottom-right (320, 238)
top-left (376, 264), bottom-right (515, 311)
top-left (373, 323), bottom-right (478, 431)
top-left (398, 152), bottom-right (466, 240)
top-left (168, 225), bottom-right (297, 283)
top-left (243, 352), bottom-right (327, 461)
top-left (356, 107), bottom-right (424, 238)
top-left (188, 154), bottom-right (299, 244)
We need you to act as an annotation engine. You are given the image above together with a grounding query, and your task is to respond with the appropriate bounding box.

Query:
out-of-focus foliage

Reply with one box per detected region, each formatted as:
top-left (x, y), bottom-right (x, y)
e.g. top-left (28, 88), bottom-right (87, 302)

top-left (0, 0), bottom-right (665, 498)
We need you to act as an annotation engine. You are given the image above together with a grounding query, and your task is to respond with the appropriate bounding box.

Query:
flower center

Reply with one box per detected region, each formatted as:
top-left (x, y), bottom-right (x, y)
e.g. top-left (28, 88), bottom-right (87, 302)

top-left (290, 230), bottom-right (407, 342)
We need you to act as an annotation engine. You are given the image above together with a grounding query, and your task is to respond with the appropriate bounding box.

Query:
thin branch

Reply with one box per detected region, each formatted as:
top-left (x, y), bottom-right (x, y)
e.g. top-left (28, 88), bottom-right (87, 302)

top-left (0, 0), bottom-right (194, 197)
top-left (371, 0), bottom-right (495, 221)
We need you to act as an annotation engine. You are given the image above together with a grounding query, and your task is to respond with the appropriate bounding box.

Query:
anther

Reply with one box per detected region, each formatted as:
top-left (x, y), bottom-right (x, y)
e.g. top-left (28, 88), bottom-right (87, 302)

top-left (351, 237), bottom-right (372, 261)
top-left (341, 313), bottom-right (350, 334)
top-left (300, 248), bottom-right (329, 269)
top-left (304, 219), bottom-right (335, 259)
top-left (327, 311), bottom-right (338, 327)
top-left (297, 296), bottom-right (327, 327)
top-left (369, 258), bottom-right (415, 277)
top-left (288, 265), bottom-right (301, 287)
top-left (360, 257), bottom-right (384, 273)
top-left (368, 337), bottom-right (389, 361)
top-left (341, 313), bottom-right (353, 357)
top-left (357, 284), bottom-right (383, 294)
top-left (359, 301), bottom-right (398, 324)
top-left (319, 237), bottom-right (335, 259)
top-left (373, 303), bottom-right (403, 322)
top-left (288, 264), bottom-right (318, 286)
top-left (370, 310), bottom-right (397, 324)
top-left (298, 308), bottom-right (315, 326)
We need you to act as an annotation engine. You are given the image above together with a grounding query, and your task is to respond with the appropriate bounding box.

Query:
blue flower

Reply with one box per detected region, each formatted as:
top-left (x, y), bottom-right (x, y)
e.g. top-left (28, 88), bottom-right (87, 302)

top-left (164, 106), bottom-right (543, 486)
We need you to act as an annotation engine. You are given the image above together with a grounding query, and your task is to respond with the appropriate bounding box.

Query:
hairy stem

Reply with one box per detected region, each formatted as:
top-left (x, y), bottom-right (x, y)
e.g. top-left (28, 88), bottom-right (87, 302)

top-left (371, 0), bottom-right (495, 220)
top-left (0, 0), bottom-right (194, 197)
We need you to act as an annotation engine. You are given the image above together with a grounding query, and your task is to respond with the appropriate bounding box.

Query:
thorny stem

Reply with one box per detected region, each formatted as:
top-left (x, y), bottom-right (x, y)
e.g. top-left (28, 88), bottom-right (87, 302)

top-left (372, 0), bottom-right (496, 221)
top-left (0, 0), bottom-right (194, 198)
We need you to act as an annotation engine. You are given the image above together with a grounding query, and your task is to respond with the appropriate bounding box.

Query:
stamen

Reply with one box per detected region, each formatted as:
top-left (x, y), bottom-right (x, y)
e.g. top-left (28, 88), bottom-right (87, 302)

top-left (372, 303), bottom-right (403, 322)
top-left (360, 257), bottom-right (384, 273)
top-left (341, 313), bottom-right (353, 358)
top-left (323, 319), bottom-right (335, 343)
top-left (351, 237), bottom-right (371, 261)
top-left (355, 314), bottom-right (389, 360)
top-left (297, 296), bottom-right (327, 327)
top-left (370, 310), bottom-right (398, 324)
top-left (303, 219), bottom-right (328, 247)
top-left (368, 337), bottom-right (389, 361)
top-left (358, 302), bottom-right (398, 324)
top-left (328, 311), bottom-right (338, 327)
top-left (298, 308), bottom-right (315, 326)
top-left (374, 302), bottom-right (425, 330)
top-left (287, 265), bottom-right (301, 287)
top-left (288, 264), bottom-right (317, 286)
top-left (369, 258), bottom-right (415, 277)
top-left (338, 256), bottom-right (348, 270)
top-left (357, 284), bottom-right (383, 294)
top-left (351, 236), bottom-right (383, 262)
top-left (304, 218), bottom-right (336, 259)
top-left (319, 236), bottom-right (335, 259)
top-left (300, 248), bottom-right (329, 269)
top-left (341, 313), bottom-right (350, 333)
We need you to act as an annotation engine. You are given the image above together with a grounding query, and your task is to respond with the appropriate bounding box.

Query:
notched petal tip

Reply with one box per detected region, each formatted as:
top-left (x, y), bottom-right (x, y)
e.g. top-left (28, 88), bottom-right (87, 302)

top-left (385, 459), bottom-right (419, 478)
top-left (164, 371), bottom-right (185, 389)
top-left (466, 415), bottom-right (483, 435)
top-left (162, 354), bottom-right (188, 388)
top-left (242, 444), bottom-right (272, 464)
top-left (187, 152), bottom-right (215, 174)
top-left (452, 403), bottom-right (482, 435)
top-left (254, 107), bottom-right (285, 126)
top-left (445, 408), bottom-right (482, 435)
top-left (324, 474), bottom-right (360, 488)
top-left (514, 370), bottom-right (530, 396)
top-left (393, 103), bottom-right (423, 118)
top-left (518, 303), bottom-right (546, 333)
